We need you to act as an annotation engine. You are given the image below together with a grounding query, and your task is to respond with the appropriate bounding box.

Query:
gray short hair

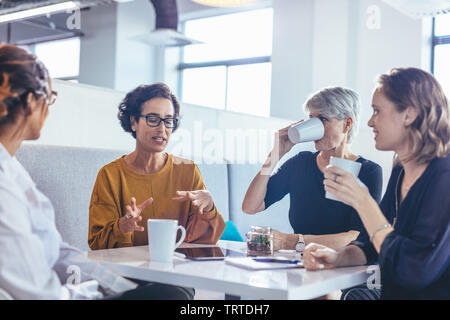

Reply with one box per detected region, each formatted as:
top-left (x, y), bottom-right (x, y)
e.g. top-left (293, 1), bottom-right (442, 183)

top-left (303, 87), bottom-right (360, 143)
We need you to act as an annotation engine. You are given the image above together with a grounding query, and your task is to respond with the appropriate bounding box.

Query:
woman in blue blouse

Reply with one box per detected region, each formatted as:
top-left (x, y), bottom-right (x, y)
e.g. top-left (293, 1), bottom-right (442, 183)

top-left (242, 87), bottom-right (383, 251)
top-left (304, 67), bottom-right (450, 300)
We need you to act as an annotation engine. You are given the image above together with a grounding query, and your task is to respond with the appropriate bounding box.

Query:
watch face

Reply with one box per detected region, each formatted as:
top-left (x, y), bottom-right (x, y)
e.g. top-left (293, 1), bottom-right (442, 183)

top-left (296, 242), bottom-right (305, 252)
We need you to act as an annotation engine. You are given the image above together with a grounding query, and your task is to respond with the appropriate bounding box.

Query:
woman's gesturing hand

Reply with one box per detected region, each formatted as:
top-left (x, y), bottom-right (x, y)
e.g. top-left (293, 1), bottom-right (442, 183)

top-left (303, 243), bottom-right (339, 271)
top-left (118, 196), bottom-right (153, 233)
top-left (172, 190), bottom-right (214, 215)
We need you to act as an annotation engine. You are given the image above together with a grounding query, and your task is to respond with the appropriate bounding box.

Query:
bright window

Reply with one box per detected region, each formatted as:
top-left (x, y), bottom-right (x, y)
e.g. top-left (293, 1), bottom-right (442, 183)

top-left (182, 66), bottom-right (227, 110)
top-left (183, 8), bottom-right (273, 63)
top-left (180, 8), bottom-right (273, 117)
top-left (33, 37), bottom-right (80, 80)
top-left (432, 14), bottom-right (450, 96)
top-left (226, 62), bottom-right (271, 117)
top-left (434, 13), bottom-right (450, 36)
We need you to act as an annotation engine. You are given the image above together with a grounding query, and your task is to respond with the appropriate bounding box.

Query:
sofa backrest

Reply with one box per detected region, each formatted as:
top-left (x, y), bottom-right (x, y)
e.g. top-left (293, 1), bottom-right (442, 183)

top-left (15, 144), bottom-right (231, 251)
top-left (227, 163), bottom-right (293, 240)
top-left (196, 163), bottom-right (229, 221)
top-left (16, 144), bottom-right (125, 251)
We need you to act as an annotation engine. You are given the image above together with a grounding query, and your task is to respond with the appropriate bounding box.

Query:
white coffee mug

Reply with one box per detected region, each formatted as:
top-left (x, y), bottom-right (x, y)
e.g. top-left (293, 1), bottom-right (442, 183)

top-left (325, 156), bottom-right (362, 201)
top-left (147, 219), bottom-right (186, 263)
top-left (288, 118), bottom-right (325, 144)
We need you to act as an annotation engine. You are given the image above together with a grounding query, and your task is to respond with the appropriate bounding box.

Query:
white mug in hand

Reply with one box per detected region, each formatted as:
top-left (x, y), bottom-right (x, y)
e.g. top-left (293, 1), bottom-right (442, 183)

top-left (288, 118), bottom-right (325, 144)
top-left (325, 156), bottom-right (362, 201)
top-left (147, 219), bottom-right (186, 263)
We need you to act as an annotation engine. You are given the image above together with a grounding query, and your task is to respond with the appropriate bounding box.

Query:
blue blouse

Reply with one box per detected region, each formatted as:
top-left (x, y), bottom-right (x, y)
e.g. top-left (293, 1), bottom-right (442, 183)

top-left (353, 154), bottom-right (450, 299)
top-left (264, 151), bottom-right (383, 235)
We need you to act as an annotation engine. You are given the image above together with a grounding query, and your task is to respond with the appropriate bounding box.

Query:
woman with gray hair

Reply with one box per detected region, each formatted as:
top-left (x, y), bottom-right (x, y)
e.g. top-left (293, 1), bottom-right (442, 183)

top-left (242, 87), bottom-right (383, 253)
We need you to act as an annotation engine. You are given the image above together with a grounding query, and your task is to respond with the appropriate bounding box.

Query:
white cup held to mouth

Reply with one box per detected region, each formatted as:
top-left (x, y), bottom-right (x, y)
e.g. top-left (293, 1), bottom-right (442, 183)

top-left (147, 219), bottom-right (186, 263)
top-left (325, 156), bottom-right (362, 201)
top-left (288, 118), bottom-right (325, 144)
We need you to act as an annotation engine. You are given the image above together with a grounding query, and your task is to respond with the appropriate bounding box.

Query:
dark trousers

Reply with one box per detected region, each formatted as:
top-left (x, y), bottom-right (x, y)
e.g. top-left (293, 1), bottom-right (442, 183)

top-left (341, 284), bottom-right (381, 300)
top-left (105, 279), bottom-right (195, 300)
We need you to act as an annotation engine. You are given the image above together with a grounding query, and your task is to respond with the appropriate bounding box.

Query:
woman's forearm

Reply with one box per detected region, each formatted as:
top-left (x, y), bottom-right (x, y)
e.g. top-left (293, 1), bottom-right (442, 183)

top-left (276, 231), bottom-right (359, 251)
top-left (354, 195), bottom-right (394, 253)
top-left (304, 231), bottom-right (360, 251)
top-left (242, 152), bottom-right (277, 214)
top-left (334, 244), bottom-right (368, 267)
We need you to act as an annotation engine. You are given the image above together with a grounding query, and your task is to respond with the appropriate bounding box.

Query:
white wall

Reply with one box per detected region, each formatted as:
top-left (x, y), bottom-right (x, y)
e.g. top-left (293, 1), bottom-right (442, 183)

top-left (28, 80), bottom-right (135, 152)
top-left (270, 0), bottom-right (314, 120)
top-left (114, 0), bottom-right (156, 91)
top-left (350, 0), bottom-right (425, 188)
top-left (78, 4), bottom-right (117, 89)
top-left (79, 0), bottom-right (156, 92)
top-left (311, 0), bottom-right (352, 90)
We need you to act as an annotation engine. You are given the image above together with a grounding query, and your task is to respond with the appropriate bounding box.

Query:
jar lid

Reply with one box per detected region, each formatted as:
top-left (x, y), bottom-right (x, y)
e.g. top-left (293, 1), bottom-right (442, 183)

top-left (250, 226), bottom-right (272, 233)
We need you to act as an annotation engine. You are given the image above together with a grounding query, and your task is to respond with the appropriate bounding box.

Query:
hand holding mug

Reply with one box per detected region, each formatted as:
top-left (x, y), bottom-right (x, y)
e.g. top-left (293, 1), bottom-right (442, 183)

top-left (272, 120), bottom-right (304, 158)
top-left (323, 165), bottom-right (369, 209)
top-left (172, 190), bottom-right (214, 215)
top-left (118, 196), bottom-right (153, 233)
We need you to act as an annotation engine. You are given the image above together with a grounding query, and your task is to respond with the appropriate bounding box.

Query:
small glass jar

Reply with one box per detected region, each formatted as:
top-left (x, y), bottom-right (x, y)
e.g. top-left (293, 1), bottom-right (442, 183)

top-left (246, 226), bottom-right (273, 256)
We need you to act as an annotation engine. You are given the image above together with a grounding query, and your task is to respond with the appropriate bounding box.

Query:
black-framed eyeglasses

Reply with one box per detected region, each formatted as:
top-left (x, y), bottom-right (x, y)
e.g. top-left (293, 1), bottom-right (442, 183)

top-left (137, 114), bottom-right (179, 129)
top-left (45, 90), bottom-right (58, 106)
top-left (35, 89), bottom-right (58, 106)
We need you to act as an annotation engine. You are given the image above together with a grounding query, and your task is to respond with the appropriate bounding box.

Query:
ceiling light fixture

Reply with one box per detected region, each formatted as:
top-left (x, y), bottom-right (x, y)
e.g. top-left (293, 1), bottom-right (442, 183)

top-left (0, 1), bottom-right (79, 24)
top-left (191, 0), bottom-right (259, 8)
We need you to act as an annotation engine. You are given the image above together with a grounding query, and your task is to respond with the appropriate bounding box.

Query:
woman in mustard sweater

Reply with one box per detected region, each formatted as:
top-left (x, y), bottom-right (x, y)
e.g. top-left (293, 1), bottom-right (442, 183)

top-left (88, 83), bottom-right (225, 250)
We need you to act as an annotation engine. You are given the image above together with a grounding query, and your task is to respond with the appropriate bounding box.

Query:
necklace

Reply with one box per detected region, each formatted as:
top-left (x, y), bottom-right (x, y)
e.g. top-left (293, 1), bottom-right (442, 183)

top-left (393, 168), bottom-right (404, 227)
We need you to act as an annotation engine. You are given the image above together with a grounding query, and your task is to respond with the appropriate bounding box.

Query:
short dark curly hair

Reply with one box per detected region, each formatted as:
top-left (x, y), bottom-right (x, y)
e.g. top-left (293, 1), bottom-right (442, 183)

top-left (118, 83), bottom-right (181, 139)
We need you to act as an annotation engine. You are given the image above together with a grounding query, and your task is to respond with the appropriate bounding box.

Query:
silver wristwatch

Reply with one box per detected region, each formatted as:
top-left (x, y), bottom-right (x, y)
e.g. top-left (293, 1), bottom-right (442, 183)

top-left (295, 234), bottom-right (305, 252)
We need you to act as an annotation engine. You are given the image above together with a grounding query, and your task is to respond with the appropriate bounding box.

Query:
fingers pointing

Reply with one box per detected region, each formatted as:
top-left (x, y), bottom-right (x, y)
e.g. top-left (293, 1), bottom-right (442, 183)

top-left (138, 197), bottom-right (153, 211)
top-left (172, 191), bottom-right (196, 202)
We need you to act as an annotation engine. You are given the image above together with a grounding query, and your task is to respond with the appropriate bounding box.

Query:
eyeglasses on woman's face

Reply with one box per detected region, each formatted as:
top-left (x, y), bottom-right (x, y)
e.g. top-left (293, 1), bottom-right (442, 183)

top-left (45, 90), bottom-right (58, 106)
top-left (35, 89), bottom-right (58, 106)
top-left (137, 114), bottom-right (178, 129)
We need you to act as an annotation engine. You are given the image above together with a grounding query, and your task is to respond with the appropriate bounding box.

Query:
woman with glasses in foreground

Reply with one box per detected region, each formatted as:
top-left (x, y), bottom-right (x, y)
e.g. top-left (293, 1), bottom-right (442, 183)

top-left (88, 83), bottom-right (225, 252)
top-left (303, 67), bottom-right (449, 300)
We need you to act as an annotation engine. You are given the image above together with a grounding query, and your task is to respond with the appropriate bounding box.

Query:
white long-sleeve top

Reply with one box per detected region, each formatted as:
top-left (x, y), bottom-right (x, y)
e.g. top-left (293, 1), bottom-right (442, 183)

top-left (0, 143), bottom-right (137, 299)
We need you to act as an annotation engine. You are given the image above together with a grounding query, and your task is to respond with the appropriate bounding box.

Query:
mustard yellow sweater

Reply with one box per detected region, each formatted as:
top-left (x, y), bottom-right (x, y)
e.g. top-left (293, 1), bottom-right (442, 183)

top-left (88, 154), bottom-right (226, 250)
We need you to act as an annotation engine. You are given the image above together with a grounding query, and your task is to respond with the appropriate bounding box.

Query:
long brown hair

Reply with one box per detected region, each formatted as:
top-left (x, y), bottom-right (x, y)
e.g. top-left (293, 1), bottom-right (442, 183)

top-left (0, 44), bottom-right (49, 126)
top-left (377, 67), bottom-right (450, 165)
